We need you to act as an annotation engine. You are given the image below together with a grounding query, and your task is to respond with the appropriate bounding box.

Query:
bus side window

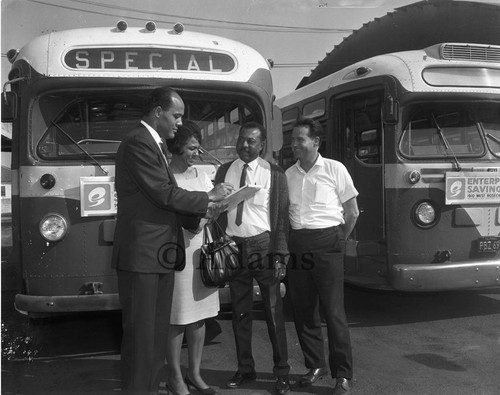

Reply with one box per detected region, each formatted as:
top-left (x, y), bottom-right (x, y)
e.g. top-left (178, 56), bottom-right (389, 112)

top-left (344, 108), bottom-right (354, 160)
top-left (280, 107), bottom-right (299, 169)
top-left (354, 110), bottom-right (381, 164)
top-left (319, 121), bottom-right (327, 156)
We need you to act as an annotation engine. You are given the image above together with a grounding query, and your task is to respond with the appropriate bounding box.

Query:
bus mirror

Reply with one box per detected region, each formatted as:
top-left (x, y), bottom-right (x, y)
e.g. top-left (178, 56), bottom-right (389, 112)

top-left (271, 104), bottom-right (283, 152)
top-left (383, 95), bottom-right (398, 124)
top-left (1, 91), bottom-right (17, 123)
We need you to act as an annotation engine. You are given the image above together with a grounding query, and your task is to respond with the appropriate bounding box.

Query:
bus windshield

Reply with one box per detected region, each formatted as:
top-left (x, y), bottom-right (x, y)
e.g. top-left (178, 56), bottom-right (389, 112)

top-left (35, 90), bottom-right (263, 164)
top-left (399, 102), bottom-right (500, 159)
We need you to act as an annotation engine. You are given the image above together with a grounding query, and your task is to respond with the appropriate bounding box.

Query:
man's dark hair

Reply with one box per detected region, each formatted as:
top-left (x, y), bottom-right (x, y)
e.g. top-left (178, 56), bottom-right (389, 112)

top-left (240, 121), bottom-right (267, 142)
top-left (166, 120), bottom-right (202, 155)
top-left (293, 118), bottom-right (323, 140)
top-left (143, 87), bottom-right (178, 115)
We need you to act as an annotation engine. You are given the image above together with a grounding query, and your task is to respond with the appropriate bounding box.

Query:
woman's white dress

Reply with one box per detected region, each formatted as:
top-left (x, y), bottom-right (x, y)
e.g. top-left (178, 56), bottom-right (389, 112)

top-left (170, 167), bottom-right (220, 325)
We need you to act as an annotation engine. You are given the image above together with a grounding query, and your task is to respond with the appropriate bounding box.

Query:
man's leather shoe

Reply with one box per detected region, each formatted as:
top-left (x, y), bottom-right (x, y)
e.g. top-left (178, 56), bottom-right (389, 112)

top-left (299, 367), bottom-right (329, 386)
top-left (226, 371), bottom-right (256, 389)
top-left (275, 375), bottom-right (291, 395)
top-left (332, 377), bottom-right (352, 394)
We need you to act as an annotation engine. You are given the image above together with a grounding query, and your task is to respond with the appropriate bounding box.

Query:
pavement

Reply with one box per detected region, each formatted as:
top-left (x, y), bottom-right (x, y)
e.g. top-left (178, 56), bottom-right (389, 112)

top-left (3, 287), bottom-right (500, 395)
top-left (2, 215), bottom-right (500, 395)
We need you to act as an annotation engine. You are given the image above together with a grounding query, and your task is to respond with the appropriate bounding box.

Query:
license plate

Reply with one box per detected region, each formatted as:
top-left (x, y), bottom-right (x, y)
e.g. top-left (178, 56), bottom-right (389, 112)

top-left (477, 236), bottom-right (500, 253)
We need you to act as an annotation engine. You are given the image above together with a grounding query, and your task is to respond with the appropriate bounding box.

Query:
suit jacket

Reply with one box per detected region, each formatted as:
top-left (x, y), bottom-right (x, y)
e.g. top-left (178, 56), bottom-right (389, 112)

top-left (214, 160), bottom-right (290, 262)
top-left (112, 125), bottom-right (209, 273)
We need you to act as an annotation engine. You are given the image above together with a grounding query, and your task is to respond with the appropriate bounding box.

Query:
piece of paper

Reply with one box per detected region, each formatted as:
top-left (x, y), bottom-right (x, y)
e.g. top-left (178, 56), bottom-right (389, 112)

top-left (222, 184), bottom-right (261, 211)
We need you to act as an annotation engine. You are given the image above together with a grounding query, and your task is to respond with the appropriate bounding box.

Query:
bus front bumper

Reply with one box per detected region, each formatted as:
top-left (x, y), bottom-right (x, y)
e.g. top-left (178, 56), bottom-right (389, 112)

top-left (391, 259), bottom-right (500, 291)
top-left (14, 293), bottom-right (122, 315)
top-left (14, 284), bottom-right (279, 315)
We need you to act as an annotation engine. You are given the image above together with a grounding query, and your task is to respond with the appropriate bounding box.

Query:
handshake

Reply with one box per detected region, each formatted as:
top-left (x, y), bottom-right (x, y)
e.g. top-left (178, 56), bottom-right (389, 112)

top-left (205, 182), bottom-right (234, 220)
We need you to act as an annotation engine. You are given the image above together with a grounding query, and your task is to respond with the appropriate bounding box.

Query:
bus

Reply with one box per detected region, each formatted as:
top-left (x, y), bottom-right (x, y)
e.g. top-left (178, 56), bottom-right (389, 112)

top-left (276, 42), bottom-right (500, 292)
top-left (2, 21), bottom-right (282, 316)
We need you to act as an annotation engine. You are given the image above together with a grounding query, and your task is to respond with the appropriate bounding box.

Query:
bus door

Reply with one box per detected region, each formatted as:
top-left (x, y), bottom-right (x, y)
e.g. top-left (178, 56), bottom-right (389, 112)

top-left (336, 91), bottom-right (386, 284)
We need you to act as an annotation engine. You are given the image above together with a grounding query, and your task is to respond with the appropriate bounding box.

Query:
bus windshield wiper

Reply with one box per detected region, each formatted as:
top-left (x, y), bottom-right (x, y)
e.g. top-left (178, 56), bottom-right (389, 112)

top-left (431, 113), bottom-right (462, 171)
top-left (199, 146), bottom-right (223, 165)
top-left (485, 132), bottom-right (500, 146)
top-left (51, 121), bottom-right (109, 175)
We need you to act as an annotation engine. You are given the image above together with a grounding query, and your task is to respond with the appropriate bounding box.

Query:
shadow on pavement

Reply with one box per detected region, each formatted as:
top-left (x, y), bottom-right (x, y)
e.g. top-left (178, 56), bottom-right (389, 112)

top-left (343, 285), bottom-right (500, 327)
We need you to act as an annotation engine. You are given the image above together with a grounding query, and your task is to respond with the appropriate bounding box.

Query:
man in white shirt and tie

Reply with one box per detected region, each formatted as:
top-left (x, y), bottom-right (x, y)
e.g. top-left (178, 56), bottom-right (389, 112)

top-left (214, 122), bottom-right (291, 395)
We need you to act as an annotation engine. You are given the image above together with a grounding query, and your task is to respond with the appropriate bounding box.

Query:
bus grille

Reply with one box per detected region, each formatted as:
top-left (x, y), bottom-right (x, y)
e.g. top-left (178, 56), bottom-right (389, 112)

top-left (441, 44), bottom-right (500, 63)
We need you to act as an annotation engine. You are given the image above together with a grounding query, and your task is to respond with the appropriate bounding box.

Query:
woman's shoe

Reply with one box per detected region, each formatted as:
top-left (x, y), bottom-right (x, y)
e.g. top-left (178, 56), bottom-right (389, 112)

top-left (184, 376), bottom-right (217, 395)
top-left (165, 379), bottom-right (192, 395)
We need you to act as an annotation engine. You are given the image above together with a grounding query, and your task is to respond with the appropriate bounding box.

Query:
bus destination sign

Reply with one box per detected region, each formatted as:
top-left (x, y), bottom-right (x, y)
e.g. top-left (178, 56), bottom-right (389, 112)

top-left (445, 172), bottom-right (500, 205)
top-left (64, 47), bottom-right (236, 73)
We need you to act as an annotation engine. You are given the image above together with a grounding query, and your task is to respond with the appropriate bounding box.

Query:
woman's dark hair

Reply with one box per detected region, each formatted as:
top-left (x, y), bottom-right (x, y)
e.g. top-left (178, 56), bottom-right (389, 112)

top-left (165, 120), bottom-right (202, 155)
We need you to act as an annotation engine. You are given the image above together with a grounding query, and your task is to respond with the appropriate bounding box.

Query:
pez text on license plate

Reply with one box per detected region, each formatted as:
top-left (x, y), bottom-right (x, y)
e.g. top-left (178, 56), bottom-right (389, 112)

top-left (477, 236), bottom-right (500, 253)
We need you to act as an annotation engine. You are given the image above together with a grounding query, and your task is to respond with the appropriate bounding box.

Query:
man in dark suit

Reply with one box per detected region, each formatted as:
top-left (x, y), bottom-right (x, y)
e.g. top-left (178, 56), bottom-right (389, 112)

top-left (112, 87), bottom-right (229, 395)
top-left (214, 122), bottom-right (291, 395)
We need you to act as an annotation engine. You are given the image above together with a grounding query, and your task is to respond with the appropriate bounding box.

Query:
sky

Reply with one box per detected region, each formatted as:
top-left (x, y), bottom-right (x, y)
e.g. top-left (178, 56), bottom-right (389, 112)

top-left (2, 0), bottom-right (499, 98)
top-left (0, 0), bottom-right (498, 167)
top-left (1, 0), bottom-right (499, 100)
top-left (0, 0), bottom-right (433, 100)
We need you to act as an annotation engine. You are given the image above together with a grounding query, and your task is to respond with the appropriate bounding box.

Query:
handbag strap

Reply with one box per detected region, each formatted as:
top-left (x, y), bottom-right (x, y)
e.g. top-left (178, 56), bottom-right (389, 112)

top-left (203, 223), bottom-right (214, 244)
top-left (212, 219), bottom-right (227, 238)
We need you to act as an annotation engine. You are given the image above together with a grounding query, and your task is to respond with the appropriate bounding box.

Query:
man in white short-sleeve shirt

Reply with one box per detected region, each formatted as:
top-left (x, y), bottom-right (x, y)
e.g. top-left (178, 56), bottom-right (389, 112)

top-left (286, 117), bottom-right (359, 395)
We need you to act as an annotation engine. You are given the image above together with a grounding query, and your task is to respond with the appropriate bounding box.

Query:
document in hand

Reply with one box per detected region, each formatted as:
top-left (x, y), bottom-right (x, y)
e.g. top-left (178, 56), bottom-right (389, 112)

top-left (222, 184), bottom-right (261, 211)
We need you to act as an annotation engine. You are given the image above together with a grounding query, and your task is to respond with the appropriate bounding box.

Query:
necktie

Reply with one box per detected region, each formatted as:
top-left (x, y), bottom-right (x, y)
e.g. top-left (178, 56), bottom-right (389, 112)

top-left (159, 140), bottom-right (177, 186)
top-left (235, 163), bottom-right (248, 226)
top-left (159, 140), bottom-right (169, 161)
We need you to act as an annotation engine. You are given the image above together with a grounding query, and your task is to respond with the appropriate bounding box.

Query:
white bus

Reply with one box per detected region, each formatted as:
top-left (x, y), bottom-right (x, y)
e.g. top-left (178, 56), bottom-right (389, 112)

top-left (2, 21), bottom-right (282, 315)
top-left (277, 42), bottom-right (500, 291)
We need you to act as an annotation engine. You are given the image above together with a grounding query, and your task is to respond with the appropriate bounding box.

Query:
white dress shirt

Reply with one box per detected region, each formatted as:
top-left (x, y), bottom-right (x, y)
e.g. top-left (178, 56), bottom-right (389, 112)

top-left (141, 120), bottom-right (168, 165)
top-left (225, 157), bottom-right (271, 238)
top-left (286, 154), bottom-right (358, 230)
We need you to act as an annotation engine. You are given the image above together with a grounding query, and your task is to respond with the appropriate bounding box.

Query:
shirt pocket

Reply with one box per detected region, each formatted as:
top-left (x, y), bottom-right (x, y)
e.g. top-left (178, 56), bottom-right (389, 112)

top-left (315, 182), bottom-right (333, 204)
top-left (252, 188), bottom-right (269, 207)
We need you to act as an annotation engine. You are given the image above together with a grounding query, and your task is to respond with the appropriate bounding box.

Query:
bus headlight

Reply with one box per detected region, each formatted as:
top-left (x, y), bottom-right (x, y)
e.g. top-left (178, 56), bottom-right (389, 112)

top-left (413, 201), bottom-right (439, 228)
top-left (39, 214), bottom-right (68, 242)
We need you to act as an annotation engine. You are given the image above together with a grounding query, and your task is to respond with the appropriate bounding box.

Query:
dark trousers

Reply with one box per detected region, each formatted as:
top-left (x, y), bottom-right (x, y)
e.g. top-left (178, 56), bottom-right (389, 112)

top-left (118, 269), bottom-right (174, 394)
top-left (287, 226), bottom-right (353, 379)
top-left (229, 231), bottom-right (290, 376)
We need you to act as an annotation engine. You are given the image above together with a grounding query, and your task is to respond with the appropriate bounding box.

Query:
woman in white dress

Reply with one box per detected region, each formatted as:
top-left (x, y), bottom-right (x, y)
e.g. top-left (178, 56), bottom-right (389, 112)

top-left (165, 122), bottom-right (230, 395)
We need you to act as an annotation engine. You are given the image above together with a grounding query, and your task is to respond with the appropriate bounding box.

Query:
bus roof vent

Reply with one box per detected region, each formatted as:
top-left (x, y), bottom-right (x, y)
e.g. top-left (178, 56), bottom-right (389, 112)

top-left (441, 43), bottom-right (500, 63)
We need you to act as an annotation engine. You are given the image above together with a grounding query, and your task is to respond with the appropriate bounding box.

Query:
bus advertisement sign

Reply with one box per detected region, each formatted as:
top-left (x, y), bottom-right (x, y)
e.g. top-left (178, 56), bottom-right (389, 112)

top-left (445, 172), bottom-right (500, 205)
top-left (80, 177), bottom-right (117, 217)
top-left (64, 47), bottom-right (236, 73)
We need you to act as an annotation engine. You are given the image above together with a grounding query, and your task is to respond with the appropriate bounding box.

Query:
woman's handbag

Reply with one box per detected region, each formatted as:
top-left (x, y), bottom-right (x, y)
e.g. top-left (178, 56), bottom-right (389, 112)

top-left (200, 220), bottom-right (241, 287)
